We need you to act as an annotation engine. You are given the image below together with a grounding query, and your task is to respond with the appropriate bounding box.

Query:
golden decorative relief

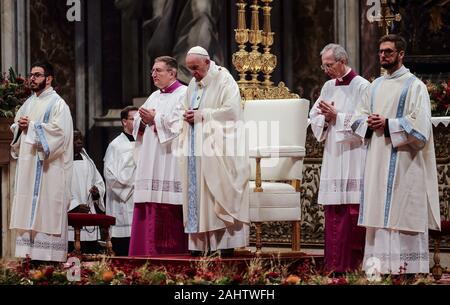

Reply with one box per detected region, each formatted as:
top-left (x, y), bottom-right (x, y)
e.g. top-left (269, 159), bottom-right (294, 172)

top-left (240, 82), bottom-right (299, 101)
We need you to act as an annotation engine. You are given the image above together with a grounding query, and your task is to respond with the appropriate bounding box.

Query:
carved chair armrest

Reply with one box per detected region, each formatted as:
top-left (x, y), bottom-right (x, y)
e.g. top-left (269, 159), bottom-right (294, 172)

top-left (250, 146), bottom-right (305, 192)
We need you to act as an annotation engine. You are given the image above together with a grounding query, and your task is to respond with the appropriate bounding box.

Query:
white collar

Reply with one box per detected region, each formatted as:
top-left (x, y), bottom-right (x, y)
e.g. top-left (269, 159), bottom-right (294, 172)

top-left (385, 65), bottom-right (409, 79)
top-left (337, 68), bottom-right (352, 82)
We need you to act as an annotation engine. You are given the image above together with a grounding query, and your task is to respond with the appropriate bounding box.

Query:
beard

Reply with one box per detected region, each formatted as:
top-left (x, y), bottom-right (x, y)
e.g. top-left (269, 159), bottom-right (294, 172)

top-left (30, 79), bottom-right (47, 92)
top-left (381, 56), bottom-right (399, 70)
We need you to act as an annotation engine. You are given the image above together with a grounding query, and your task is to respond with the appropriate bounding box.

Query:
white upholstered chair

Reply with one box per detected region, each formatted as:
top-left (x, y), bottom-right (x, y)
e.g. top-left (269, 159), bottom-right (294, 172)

top-left (243, 98), bottom-right (310, 252)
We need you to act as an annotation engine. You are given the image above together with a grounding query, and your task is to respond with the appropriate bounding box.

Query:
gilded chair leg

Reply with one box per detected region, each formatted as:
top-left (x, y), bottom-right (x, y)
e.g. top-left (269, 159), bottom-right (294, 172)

top-left (255, 222), bottom-right (263, 253)
top-left (291, 221), bottom-right (301, 252)
top-left (431, 238), bottom-right (443, 281)
top-left (103, 226), bottom-right (115, 256)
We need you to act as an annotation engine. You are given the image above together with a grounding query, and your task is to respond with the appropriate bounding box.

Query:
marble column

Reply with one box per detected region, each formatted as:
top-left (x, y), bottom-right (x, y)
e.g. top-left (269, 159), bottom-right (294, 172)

top-left (87, 0), bottom-right (102, 129)
top-left (1, 0), bottom-right (30, 75)
top-left (75, 1), bottom-right (86, 136)
top-left (0, 0), bottom-right (29, 259)
top-left (334, 0), bottom-right (360, 72)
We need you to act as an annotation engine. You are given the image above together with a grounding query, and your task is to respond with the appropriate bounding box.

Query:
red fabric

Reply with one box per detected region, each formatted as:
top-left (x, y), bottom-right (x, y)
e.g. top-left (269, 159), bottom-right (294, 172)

top-left (128, 202), bottom-right (188, 257)
top-left (68, 213), bottom-right (116, 227)
top-left (430, 220), bottom-right (450, 237)
top-left (323, 204), bottom-right (365, 273)
top-left (335, 69), bottom-right (358, 86)
top-left (443, 221), bottom-right (450, 234)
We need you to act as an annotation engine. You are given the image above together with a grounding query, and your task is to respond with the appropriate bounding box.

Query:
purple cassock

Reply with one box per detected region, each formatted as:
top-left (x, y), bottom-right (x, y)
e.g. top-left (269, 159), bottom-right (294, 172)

top-left (324, 204), bottom-right (365, 273)
top-left (129, 202), bottom-right (188, 257)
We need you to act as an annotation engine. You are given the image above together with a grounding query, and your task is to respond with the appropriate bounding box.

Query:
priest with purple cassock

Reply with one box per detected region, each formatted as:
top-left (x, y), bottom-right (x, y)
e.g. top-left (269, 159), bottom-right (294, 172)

top-left (310, 44), bottom-right (369, 273)
top-left (129, 56), bottom-right (188, 256)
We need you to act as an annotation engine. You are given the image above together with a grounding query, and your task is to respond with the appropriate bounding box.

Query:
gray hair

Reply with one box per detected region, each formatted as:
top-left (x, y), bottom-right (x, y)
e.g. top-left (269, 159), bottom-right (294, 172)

top-left (320, 43), bottom-right (348, 62)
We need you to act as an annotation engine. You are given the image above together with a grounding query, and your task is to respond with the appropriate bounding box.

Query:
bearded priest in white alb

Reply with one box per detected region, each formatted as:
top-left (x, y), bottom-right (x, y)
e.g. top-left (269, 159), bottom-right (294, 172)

top-left (68, 130), bottom-right (106, 254)
top-left (10, 62), bottom-right (73, 262)
top-left (179, 47), bottom-right (250, 257)
top-left (310, 44), bottom-right (369, 273)
top-left (129, 56), bottom-right (188, 256)
top-left (351, 35), bottom-right (440, 275)
top-left (104, 106), bottom-right (138, 256)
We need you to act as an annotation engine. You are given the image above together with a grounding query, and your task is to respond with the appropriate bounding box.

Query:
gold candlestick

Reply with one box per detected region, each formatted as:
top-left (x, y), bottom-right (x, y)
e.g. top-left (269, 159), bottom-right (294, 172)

top-left (232, 0), bottom-right (299, 100)
top-left (248, 0), bottom-right (263, 87)
top-left (261, 0), bottom-right (277, 87)
top-left (232, 0), bottom-right (250, 85)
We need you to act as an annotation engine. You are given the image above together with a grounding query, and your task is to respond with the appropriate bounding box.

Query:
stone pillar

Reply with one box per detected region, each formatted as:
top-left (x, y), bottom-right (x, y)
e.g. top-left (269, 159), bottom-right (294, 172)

top-left (121, 17), bottom-right (139, 106)
top-left (87, 0), bottom-right (102, 129)
top-left (1, 0), bottom-right (30, 75)
top-left (0, 0), bottom-right (28, 259)
top-left (75, 1), bottom-right (86, 136)
top-left (334, 0), bottom-right (360, 72)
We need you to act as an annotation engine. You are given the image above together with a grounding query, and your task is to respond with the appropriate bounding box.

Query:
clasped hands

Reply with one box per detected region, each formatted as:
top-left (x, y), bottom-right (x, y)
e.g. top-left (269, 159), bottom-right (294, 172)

top-left (318, 100), bottom-right (337, 124)
top-left (73, 186), bottom-right (101, 214)
top-left (367, 114), bottom-right (386, 131)
top-left (183, 109), bottom-right (203, 124)
top-left (18, 116), bottom-right (30, 132)
top-left (139, 107), bottom-right (156, 126)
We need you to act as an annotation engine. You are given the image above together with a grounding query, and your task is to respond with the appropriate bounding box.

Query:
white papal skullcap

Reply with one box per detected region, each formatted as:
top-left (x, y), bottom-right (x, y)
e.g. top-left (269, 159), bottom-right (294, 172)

top-left (187, 46), bottom-right (210, 57)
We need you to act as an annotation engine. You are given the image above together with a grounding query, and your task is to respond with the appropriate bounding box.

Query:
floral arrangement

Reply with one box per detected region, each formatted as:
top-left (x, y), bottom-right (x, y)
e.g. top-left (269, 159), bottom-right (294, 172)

top-left (426, 78), bottom-right (450, 117)
top-left (0, 256), bottom-right (436, 285)
top-left (0, 68), bottom-right (31, 118)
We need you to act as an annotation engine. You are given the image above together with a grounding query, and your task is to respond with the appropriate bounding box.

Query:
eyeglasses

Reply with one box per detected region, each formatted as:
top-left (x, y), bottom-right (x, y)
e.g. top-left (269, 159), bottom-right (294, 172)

top-left (378, 48), bottom-right (397, 56)
top-left (151, 68), bottom-right (171, 75)
top-left (28, 73), bottom-right (46, 79)
top-left (320, 62), bottom-right (338, 71)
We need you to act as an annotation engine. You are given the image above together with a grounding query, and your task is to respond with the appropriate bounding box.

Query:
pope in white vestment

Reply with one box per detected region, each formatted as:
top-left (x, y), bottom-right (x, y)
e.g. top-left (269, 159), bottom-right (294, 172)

top-left (179, 47), bottom-right (250, 256)
top-left (351, 36), bottom-right (440, 275)
top-left (10, 82), bottom-right (73, 262)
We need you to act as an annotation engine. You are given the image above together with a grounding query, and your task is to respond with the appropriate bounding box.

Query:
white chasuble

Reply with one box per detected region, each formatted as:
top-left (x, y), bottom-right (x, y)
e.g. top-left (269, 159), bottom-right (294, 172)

top-left (10, 87), bottom-right (73, 262)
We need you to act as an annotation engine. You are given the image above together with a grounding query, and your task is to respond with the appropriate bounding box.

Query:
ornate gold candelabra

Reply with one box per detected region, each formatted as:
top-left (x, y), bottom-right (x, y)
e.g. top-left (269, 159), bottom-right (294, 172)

top-left (261, 0), bottom-right (276, 88)
top-left (232, 0), bottom-right (250, 85)
top-left (232, 0), bottom-right (298, 100)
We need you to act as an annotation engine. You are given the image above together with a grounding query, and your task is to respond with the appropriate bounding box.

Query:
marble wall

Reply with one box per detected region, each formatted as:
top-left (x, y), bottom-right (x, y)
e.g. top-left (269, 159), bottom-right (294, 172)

top-left (359, 0), bottom-right (450, 80)
top-left (397, 0), bottom-right (450, 76)
top-left (289, 0), bottom-right (335, 101)
top-left (359, 0), bottom-right (382, 80)
top-left (30, 0), bottom-right (76, 115)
